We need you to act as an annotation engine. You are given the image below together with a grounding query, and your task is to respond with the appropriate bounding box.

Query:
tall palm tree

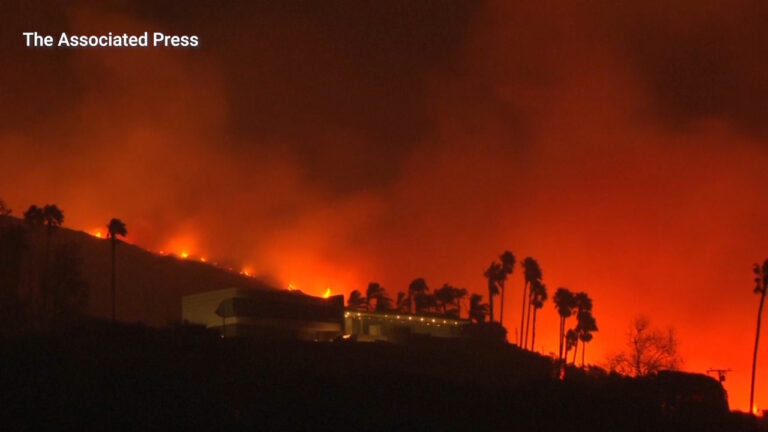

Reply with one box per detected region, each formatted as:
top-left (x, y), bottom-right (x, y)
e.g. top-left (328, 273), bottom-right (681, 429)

top-left (469, 294), bottom-right (489, 323)
top-left (408, 278), bottom-right (428, 314)
top-left (521, 257), bottom-right (542, 348)
top-left (498, 251), bottom-right (516, 328)
top-left (484, 262), bottom-right (502, 323)
top-left (751, 260), bottom-right (768, 413)
top-left (576, 310), bottom-right (598, 367)
top-left (553, 287), bottom-right (576, 362)
top-left (529, 280), bottom-right (548, 351)
top-left (107, 218), bottom-right (126, 323)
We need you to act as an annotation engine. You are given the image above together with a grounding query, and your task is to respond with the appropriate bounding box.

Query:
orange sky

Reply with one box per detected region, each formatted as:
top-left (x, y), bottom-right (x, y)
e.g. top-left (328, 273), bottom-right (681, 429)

top-left (2, 0), bottom-right (768, 412)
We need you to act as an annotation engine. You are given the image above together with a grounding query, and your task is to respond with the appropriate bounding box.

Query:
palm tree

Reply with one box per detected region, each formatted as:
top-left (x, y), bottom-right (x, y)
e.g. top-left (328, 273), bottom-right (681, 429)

top-left (374, 290), bottom-right (393, 312)
top-left (107, 218), bottom-right (127, 323)
top-left (366, 282), bottom-right (385, 312)
top-left (498, 251), bottom-right (516, 327)
top-left (469, 294), bottom-right (489, 323)
top-left (521, 257), bottom-right (542, 348)
top-left (484, 262), bottom-right (502, 323)
top-left (434, 284), bottom-right (453, 314)
top-left (453, 286), bottom-right (468, 318)
top-left (576, 310), bottom-right (598, 367)
top-left (408, 278), bottom-right (428, 314)
top-left (751, 260), bottom-right (768, 413)
top-left (347, 290), bottom-right (366, 310)
top-left (553, 288), bottom-right (576, 362)
top-left (529, 280), bottom-right (548, 351)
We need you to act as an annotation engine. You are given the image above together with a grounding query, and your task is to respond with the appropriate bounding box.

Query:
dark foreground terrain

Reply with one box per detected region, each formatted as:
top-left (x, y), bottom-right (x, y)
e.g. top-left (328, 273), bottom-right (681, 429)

top-left (1, 321), bottom-right (766, 431)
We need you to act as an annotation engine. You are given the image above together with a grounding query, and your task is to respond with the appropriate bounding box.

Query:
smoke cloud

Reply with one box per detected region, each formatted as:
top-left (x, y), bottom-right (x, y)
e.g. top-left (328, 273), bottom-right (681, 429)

top-left (2, 0), bottom-right (768, 411)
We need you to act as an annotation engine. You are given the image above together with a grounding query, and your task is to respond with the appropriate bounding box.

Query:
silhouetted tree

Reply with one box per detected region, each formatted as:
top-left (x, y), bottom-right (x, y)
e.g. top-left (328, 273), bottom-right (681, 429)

top-left (23, 205), bottom-right (44, 227)
top-left (607, 315), bottom-right (681, 376)
top-left (565, 328), bottom-right (578, 364)
top-left (347, 289), bottom-right (366, 310)
top-left (553, 288), bottom-right (576, 361)
top-left (408, 278), bottom-right (428, 314)
top-left (469, 294), bottom-right (488, 323)
top-left (452, 286), bottom-right (468, 319)
top-left (433, 284), bottom-right (466, 317)
top-left (521, 257), bottom-right (542, 348)
top-left (570, 292), bottom-right (593, 362)
top-left (529, 280), bottom-right (547, 351)
top-left (576, 311), bottom-right (598, 367)
top-left (374, 290), bottom-right (393, 313)
top-left (107, 218), bottom-right (127, 323)
top-left (751, 259), bottom-right (768, 413)
top-left (415, 293), bottom-right (437, 314)
top-left (484, 262), bottom-right (502, 323)
top-left (498, 251), bottom-right (516, 327)
top-left (395, 291), bottom-right (409, 313)
top-left (366, 282), bottom-right (385, 311)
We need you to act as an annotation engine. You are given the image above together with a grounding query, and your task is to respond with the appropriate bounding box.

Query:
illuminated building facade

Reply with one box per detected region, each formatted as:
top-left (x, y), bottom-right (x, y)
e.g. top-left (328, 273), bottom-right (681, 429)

top-left (343, 310), bottom-right (470, 342)
top-left (182, 288), bottom-right (345, 341)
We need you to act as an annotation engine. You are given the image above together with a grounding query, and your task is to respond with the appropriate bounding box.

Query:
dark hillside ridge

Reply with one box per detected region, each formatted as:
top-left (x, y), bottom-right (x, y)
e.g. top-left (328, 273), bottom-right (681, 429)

top-left (0, 215), bottom-right (276, 325)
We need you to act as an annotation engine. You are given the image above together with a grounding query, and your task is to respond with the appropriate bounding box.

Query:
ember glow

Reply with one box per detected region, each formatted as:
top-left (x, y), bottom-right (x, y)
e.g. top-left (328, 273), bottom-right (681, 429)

top-left (2, 0), bottom-right (768, 412)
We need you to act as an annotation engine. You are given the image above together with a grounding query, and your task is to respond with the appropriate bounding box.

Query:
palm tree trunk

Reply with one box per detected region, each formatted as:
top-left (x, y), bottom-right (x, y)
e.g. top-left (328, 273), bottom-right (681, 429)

top-left (531, 307), bottom-right (538, 352)
top-left (488, 285), bottom-right (494, 323)
top-left (558, 317), bottom-right (564, 361)
top-left (111, 237), bottom-right (116, 324)
top-left (582, 341), bottom-right (586, 367)
top-left (499, 283), bottom-right (505, 326)
top-left (524, 301), bottom-right (533, 349)
top-left (750, 288), bottom-right (766, 413)
top-left (520, 281), bottom-right (528, 346)
top-left (572, 338), bottom-right (578, 365)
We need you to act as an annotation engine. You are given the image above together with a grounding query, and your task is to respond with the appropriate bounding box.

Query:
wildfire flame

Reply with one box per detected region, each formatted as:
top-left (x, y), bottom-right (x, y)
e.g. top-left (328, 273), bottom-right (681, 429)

top-left (288, 283), bottom-right (297, 291)
top-left (323, 287), bottom-right (331, 298)
top-left (180, 251), bottom-right (189, 259)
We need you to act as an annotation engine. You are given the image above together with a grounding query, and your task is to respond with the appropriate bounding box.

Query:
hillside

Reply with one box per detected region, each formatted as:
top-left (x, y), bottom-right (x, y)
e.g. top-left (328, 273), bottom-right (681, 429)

top-left (0, 215), bottom-right (277, 325)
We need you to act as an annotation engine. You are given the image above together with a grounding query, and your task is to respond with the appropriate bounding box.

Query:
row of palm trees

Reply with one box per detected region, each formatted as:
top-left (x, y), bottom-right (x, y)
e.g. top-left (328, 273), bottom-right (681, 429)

top-left (345, 250), bottom-right (598, 362)
top-left (19, 204), bottom-right (127, 323)
top-left (347, 280), bottom-right (473, 319)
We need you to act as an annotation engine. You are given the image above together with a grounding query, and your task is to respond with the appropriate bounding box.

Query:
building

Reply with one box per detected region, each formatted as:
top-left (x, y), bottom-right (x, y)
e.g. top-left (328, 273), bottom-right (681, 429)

top-left (182, 288), bottom-right (345, 341)
top-left (343, 309), bottom-right (470, 342)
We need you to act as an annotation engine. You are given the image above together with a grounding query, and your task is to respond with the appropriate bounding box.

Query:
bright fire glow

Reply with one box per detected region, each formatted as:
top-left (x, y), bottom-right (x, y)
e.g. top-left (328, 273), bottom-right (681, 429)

top-left (200, 257), bottom-right (207, 263)
top-left (93, 231), bottom-right (103, 238)
top-left (180, 251), bottom-right (189, 259)
top-left (288, 283), bottom-right (297, 291)
top-left (323, 287), bottom-right (331, 298)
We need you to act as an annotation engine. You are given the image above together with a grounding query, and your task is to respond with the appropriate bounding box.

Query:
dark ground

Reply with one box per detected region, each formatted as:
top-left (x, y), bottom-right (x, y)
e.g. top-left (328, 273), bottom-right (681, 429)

top-left (1, 321), bottom-right (766, 431)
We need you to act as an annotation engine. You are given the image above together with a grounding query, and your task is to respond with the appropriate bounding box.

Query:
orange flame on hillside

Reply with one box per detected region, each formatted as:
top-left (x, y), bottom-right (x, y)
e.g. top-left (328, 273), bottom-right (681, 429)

top-left (323, 287), bottom-right (331, 299)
